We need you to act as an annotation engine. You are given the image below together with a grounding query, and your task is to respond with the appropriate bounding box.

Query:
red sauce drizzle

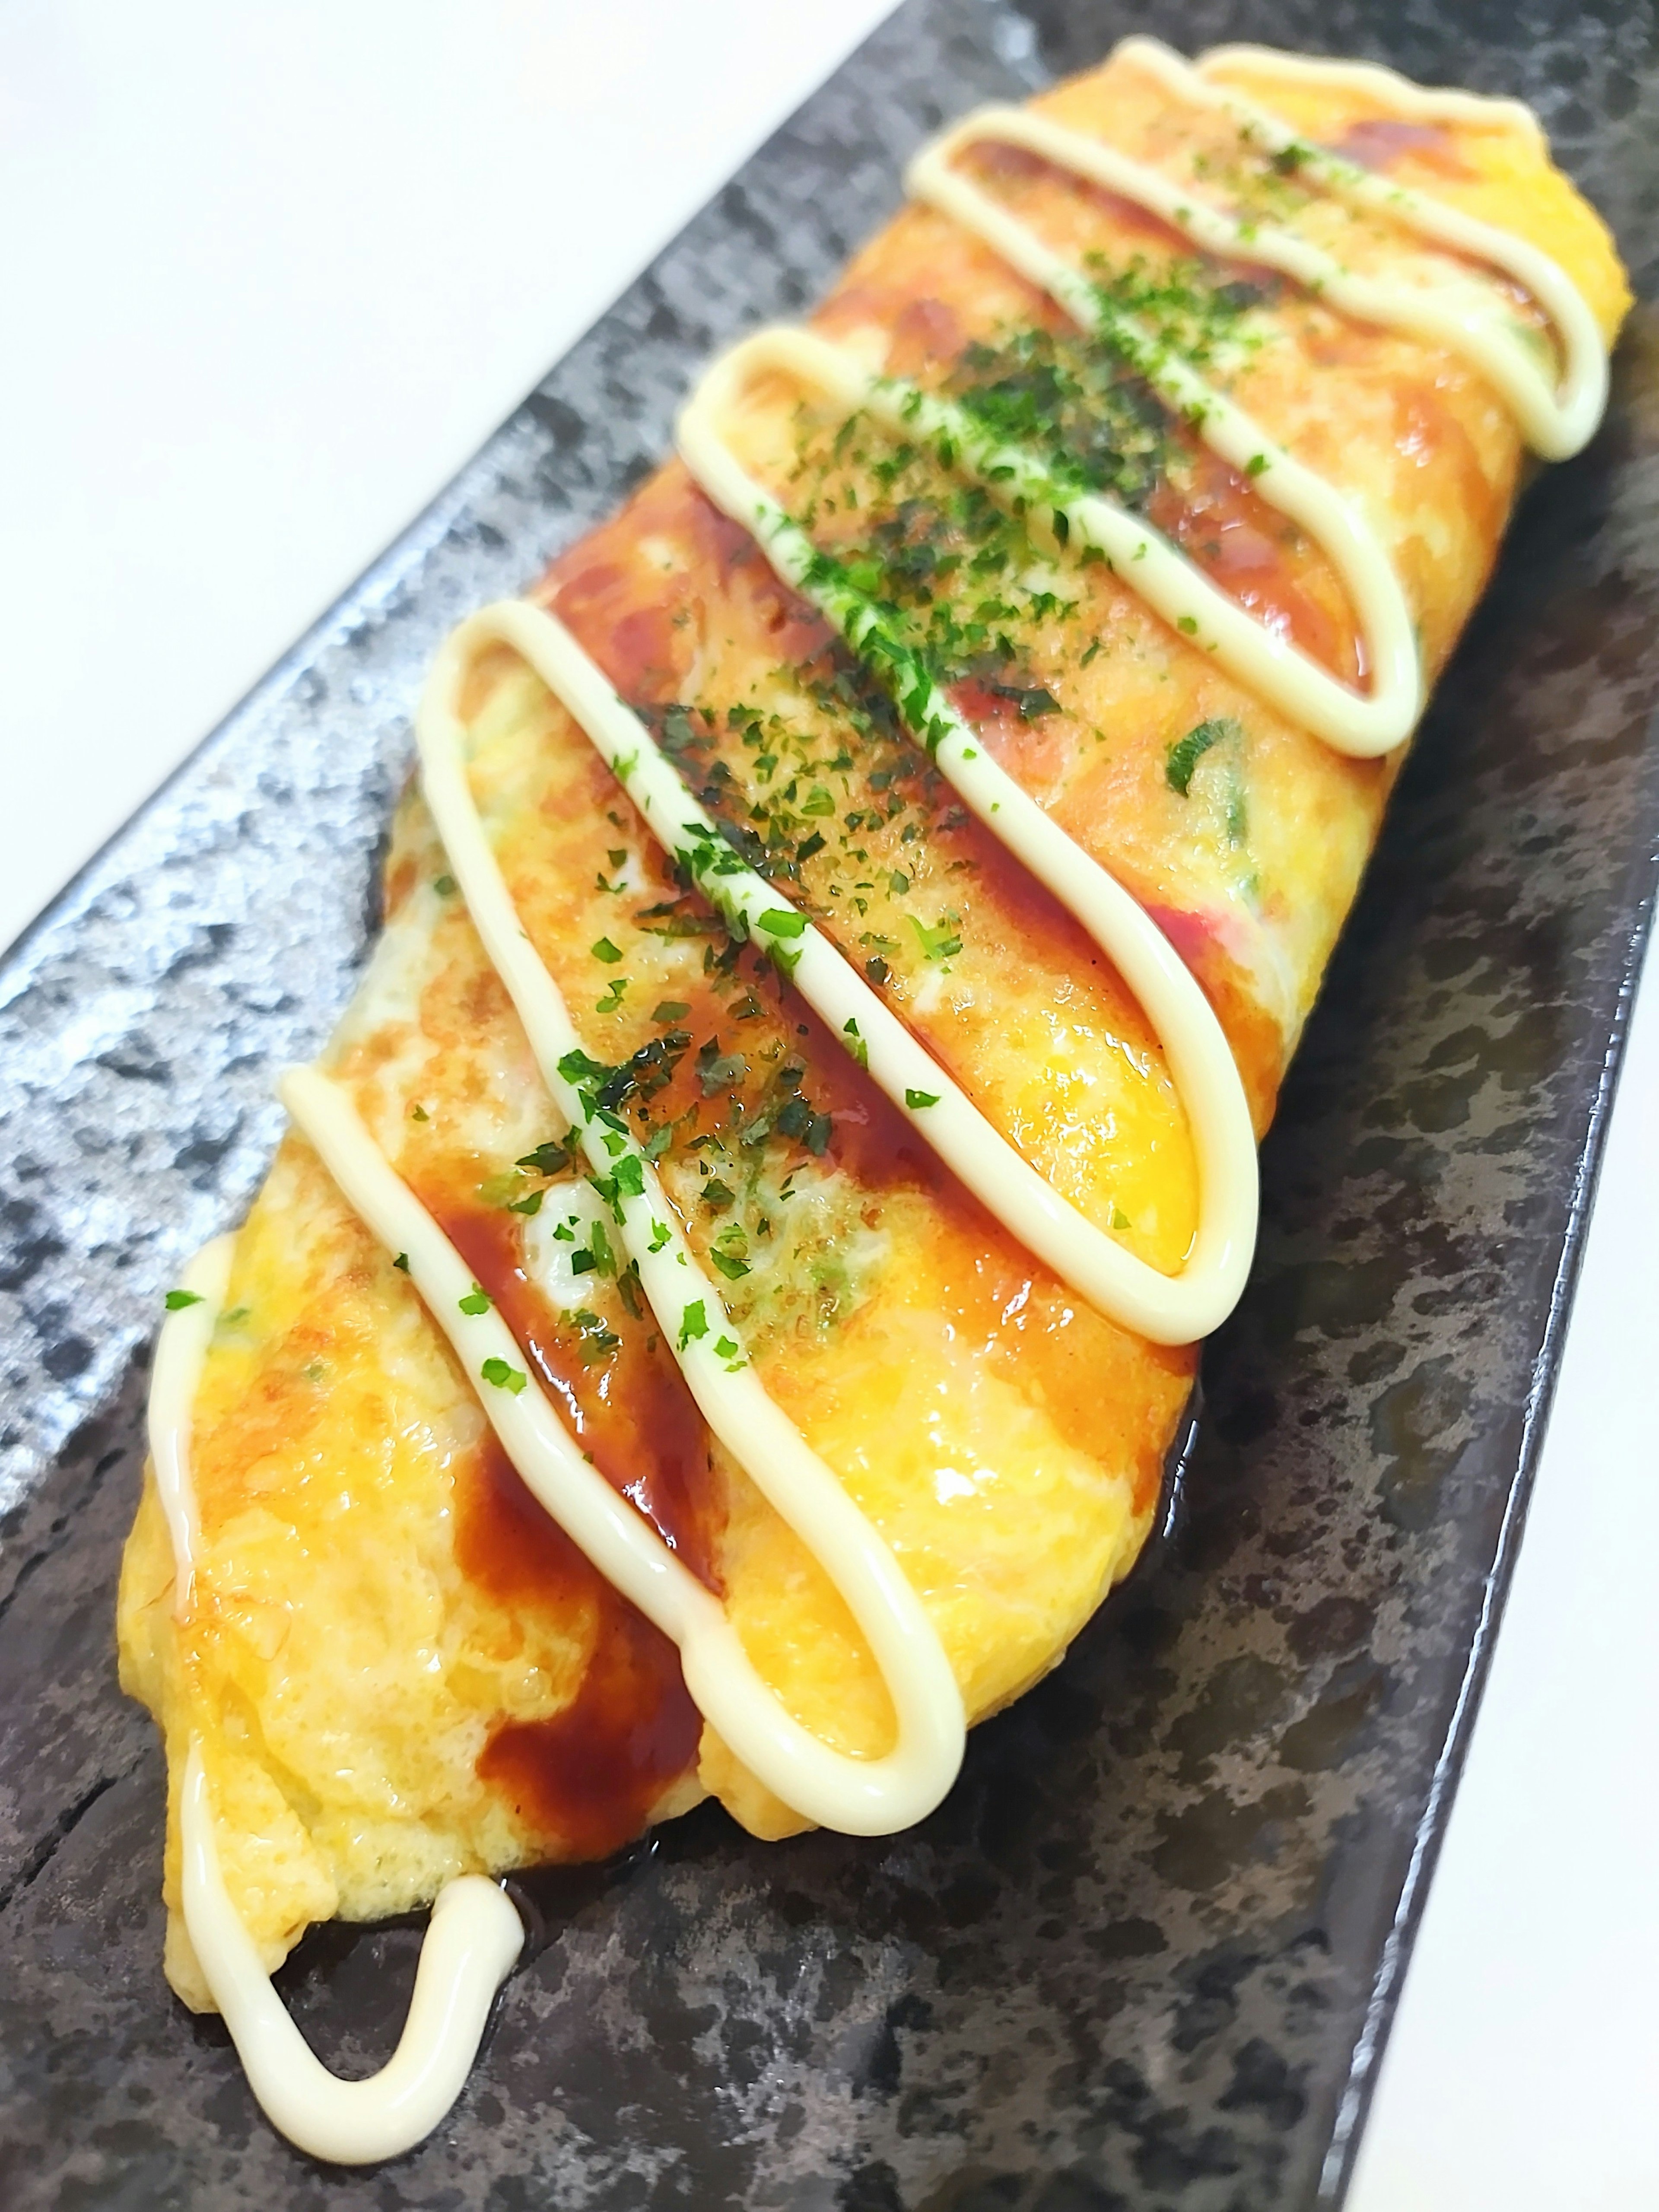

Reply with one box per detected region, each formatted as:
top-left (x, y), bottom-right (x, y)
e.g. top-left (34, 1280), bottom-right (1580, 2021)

top-left (963, 138), bottom-right (1201, 258)
top-left (549, 471), bottom-right (833, 700)
top-left (1147, 451), bottom-right (1363, 684)
top-left (888, 295), bottom-right (969, 376)
top-left (1327, 117), bottom-right (1475, 180)
top-left (940, 141), bottom-right (1365, 680)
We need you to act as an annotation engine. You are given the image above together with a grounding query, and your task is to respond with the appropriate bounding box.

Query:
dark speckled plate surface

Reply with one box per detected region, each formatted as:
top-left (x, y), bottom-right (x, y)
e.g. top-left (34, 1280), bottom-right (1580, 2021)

top-left (3, 2), bottom-right (1659, 2205)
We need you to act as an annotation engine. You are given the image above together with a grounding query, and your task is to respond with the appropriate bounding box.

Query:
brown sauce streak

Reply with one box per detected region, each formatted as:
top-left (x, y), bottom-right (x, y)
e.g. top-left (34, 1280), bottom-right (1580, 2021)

top-left (439, 1201), bottom-right (720, 1589)
top-left (443, 99), bottom-right (1471, 1845)
top-left (735, 976), bottom-right (1194, 1513)
top-left (458, 1437), bottom-right (702, 1860)
top-left (614, 924), bottom-right (1191, 1498)
top-left (426, 1191), bottom-right (718, 1857)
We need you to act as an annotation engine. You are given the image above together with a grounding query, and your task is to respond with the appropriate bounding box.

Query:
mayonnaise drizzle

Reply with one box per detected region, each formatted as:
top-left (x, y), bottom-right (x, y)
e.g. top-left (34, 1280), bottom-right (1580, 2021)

top-left (149, 1261), bottom-right (525, 2165)
top-left (898, 149), bottom-right (1421, 756)
top-left (407, 652), bottom-right (967, 1827)
top-left (437, 601), bottom-right (1257, 1343)
top-left (912, 35), bottom-right (1605, 464)
top-left (146, 1233), bottom-right (232, 1617)
top-left (143, 40), bottom-right (1615, 2164)
top-left (1195, 41), bottom-right (1545, 137)
top-left (283, 1065), bottom-right (966, 1838)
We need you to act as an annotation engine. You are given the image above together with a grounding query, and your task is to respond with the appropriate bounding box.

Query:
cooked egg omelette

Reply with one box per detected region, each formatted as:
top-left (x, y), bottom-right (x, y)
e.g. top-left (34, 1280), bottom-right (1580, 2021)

top-left (118, 37), bottom-right (1628, 2024)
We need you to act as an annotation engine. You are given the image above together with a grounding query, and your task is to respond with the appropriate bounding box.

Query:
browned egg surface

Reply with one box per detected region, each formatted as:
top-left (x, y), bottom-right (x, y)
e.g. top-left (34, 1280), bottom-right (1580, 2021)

top-left (116, 42), bottom-right (1630, 2005)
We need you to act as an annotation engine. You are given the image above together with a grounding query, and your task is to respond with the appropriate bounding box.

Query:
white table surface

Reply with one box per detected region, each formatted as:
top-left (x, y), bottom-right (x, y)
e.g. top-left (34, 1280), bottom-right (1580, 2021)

top-left (3, 4), bottom-right (1654, 2201)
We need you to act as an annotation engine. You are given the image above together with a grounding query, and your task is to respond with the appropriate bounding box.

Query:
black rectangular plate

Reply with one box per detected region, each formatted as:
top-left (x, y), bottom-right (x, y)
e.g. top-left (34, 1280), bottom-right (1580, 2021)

top-left (3, 3), bottom-right (1658, 2206)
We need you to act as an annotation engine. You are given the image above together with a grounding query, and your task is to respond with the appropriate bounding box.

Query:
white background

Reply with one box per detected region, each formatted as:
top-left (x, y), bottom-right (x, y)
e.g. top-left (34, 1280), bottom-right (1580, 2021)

top-left (2, 4), bottom-right (1655, 2201)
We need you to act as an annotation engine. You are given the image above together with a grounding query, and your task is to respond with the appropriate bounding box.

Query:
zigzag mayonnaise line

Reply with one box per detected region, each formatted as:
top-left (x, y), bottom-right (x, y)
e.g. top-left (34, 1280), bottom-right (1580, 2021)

top-left (132, 35), bottom-right (1618, 2167)
top-left (672, 395), bottom-right (1265, 1337)
top-left (899, 146), bottom-right (1422, 755)
top-left (145, 1233), bottom-right (232, 1618)
top-left (155, 1044), bottom-right (966, 2159)
top-left (428, 601), bottom-right (1259, 1344)
top-left (1195, 41), bottom-right (1545, 136)
top-left (682, 315), bottom-right (1415, 757)
top-left (279, 1068), bottom-right (966, 1841)
top-left (909, 38), bottom-right (1605, 466)
top-left (150, 1259), bottom-right (524, 2166)
top-left (407, 641), bottom-right (967, 1833)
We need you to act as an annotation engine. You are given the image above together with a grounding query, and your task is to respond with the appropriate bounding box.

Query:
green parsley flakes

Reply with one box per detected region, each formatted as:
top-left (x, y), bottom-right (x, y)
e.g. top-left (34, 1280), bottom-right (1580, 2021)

top-left (905, 1087), bottom-right (941, 1110)
top-left (517, 1138), bottom-right (573, 1176)
top-left (458, 1284), bottom-right (493, 1316)
top-left (481, 1357), bottom-right (528, 1395)
top-left (1165, 717), bottom-right (1238, 796)
top-left (911, 914), bottom-right (963, 963)
top-left (163, 1289), bottom-right (203, 1311)
top-left (756, 909), bottom-right (807, 938)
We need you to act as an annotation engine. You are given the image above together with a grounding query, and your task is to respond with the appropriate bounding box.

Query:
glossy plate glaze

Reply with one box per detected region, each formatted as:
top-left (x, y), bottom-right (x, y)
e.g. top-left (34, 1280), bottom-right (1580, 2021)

top-left (2, 1), bottom-right (1658, 2205)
